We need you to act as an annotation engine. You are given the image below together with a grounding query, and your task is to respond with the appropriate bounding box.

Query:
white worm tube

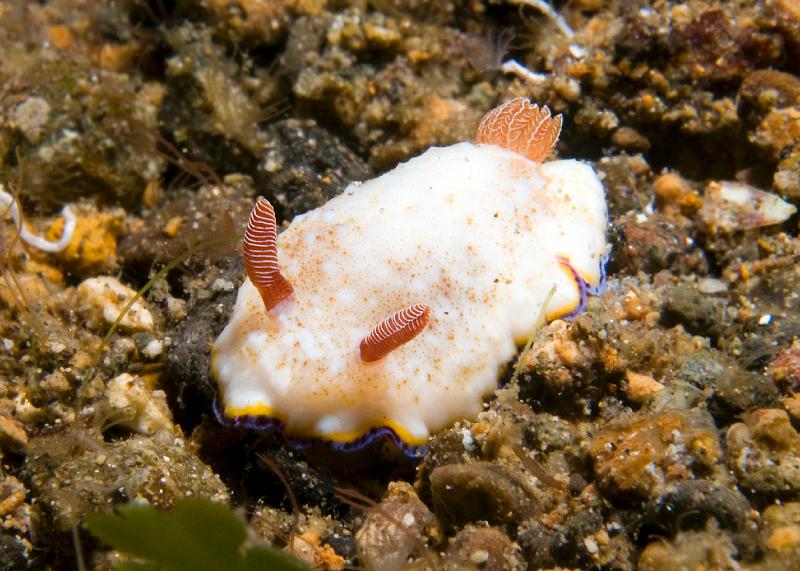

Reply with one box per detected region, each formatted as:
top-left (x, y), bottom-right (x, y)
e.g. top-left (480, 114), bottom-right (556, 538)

top-left (0, 188), bottom-right (76, 253)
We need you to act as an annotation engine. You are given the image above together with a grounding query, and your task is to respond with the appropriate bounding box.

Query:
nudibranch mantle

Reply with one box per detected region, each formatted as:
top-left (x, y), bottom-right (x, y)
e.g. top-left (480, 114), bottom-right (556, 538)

top-left (212, 102), bottom-right (607, 452)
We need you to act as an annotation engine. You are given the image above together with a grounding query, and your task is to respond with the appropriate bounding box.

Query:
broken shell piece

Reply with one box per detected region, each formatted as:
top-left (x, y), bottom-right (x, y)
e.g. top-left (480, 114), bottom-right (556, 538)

top-left (700, 181), bottom-right (796, 232)
top-left (76, 276), bottom-right (153, 332)
top-left (105, 373), bottom-right (174, 435)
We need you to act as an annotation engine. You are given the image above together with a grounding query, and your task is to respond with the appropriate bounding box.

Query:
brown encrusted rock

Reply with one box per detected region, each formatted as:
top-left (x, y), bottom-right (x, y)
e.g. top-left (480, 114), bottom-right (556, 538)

top-left (770, 0), bottom-right (800, 72)
top-left (118, 177), bottom-right (255, 273)
top-left (355, 481), bottom-right (438, 571)
top-left (519, 284), bottom-right (713, 418)
top-left (444, 525), bottom-right (525, 571)
top-left (594, 154), bottom-right (652, 218)
top-left (638, 529), bottom-right (740, 571)
top-left (1, 58), bottom-right (164, 205)
top-left (587, 409), bottom-right (722, 502)
top-left (739, 69), bottom-right (800, 125)
top-left (259, 118), bottom-right (371, 219)
top-left (609, 211), bottom-right (707, 276)
top-left (0, 472), bottom-right (30, 568)
top-left (414, 424), bottom-right (478, 505)
top-left (751, 107), bottom-right (800, 160)
top-left (762, 502), bottom-right (800, 557)
top-left (24, 429), bottom-right (229, 532)
top-left (288, 6), bottom-right (487, 169)
top-left (199, 0), bottom-right (291, 45)
top-left (610, 126), bottom-right (651, 152)
top-left (769, 339), bottom-right (800, 392)
top-left (660, 283), bottom-right (726, 341)
top-left (670, 349), bottom-right (779, 420)
top-left (429, 462), bottom-right (538, 531)
top-left (775, 145), bottom-right (800, 201)
top-left (652, 172), bottom-right (702, 218)
top-left (726, 409), bottom-right (800, 498)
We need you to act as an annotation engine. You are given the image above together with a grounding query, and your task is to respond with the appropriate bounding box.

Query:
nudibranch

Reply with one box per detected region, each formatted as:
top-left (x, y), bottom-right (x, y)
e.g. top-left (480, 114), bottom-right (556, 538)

top-left (211, 97), bottom-right (608, 457)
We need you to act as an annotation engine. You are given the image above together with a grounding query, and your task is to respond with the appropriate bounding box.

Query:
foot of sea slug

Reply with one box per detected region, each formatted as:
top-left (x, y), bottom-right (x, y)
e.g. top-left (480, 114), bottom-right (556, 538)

top-left (212, 398), bottom-right (285, 431)
top-left (213, 400), bottom-right (427, 459)
top-left (556, 255), bottom-right (608, 320)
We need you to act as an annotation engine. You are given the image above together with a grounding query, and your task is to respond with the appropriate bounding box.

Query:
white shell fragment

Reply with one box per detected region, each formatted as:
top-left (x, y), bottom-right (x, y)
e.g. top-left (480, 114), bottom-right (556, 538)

top-left (212, 141), bottom-right (608, 447)
top-left (76, 276), bottom-right (154, 332)
top-left (105, 373), bottom-right (174, 435)
top-left (700, 181), bottom-right (797, 232)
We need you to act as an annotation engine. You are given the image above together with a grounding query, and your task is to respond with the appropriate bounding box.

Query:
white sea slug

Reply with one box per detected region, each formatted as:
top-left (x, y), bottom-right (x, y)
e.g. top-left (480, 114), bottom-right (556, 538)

top-left (211, 98), bottom-right (608, 456)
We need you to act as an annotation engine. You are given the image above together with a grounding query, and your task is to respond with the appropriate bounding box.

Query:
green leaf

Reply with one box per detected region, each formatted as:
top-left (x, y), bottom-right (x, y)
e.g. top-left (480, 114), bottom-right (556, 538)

top-left (244, 545), bottom-right (313, 571)
top-left (170, 498), bottom-right (247, 561)
top-left (117, 563), bottom-right (161, 571)
top-left (85, 499), bottom-right (311, 571)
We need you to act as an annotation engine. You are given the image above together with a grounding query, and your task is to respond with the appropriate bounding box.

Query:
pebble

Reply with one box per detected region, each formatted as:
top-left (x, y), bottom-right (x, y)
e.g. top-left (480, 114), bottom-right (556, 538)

top-left (645, 479), bottom-right (752, 533)
top-left (76, 276), bottom-right (153, 332)
top-left (739, 69), bottom-right (800, 122)
top-left (40, 371), bottom-right (70, 395)
top-left (638, 529), bottom-right (739, 571)
top-left (11, 97), bottom-right (51, 143)
top-left (712, 365), bottom-right (779, 419)
top-left (611, 126), bottom-right (650, 152)
top-left (0, 415), bottom-right (28, 449)
top-left (624, 370), bottom-right (665, 404)
top-left (355, 481), bottom-right (436, 571)
top-left (142, 339), bottom-right (164, 359)
top-left (671, 347), bottom-right (780, 423)
top-left (609, 211), bottom-right (706, 276)
top-left (652, 172), bottom-right (701, 216)
top-left (768, 339), bottom-right (800, 390)
top-left (445, 525), bottom-right (525, 571)
top-left (758, 502), bottom-right (800, 568)
top-left (429, 462), bottom-right (538, 530)
top-left (696, 277), bottom-right (728, 294)
top-left (726, 408), bottom-right (800, 496)
top-left (548, 510), bottom-right (608, 568)
top-left (661, 283), bottom-right (725, 341)
top-left (763, 502), bottom-right (800, 550)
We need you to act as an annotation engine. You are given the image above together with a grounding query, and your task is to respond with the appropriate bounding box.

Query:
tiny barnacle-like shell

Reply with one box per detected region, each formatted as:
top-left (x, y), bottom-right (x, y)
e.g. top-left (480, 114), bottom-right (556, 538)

top-left (242, 196), bottom-right (293, 311)
top-left (360, 304), bottom-right (431, 362)
top-left (476, 97), bottom-right (562, 162)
